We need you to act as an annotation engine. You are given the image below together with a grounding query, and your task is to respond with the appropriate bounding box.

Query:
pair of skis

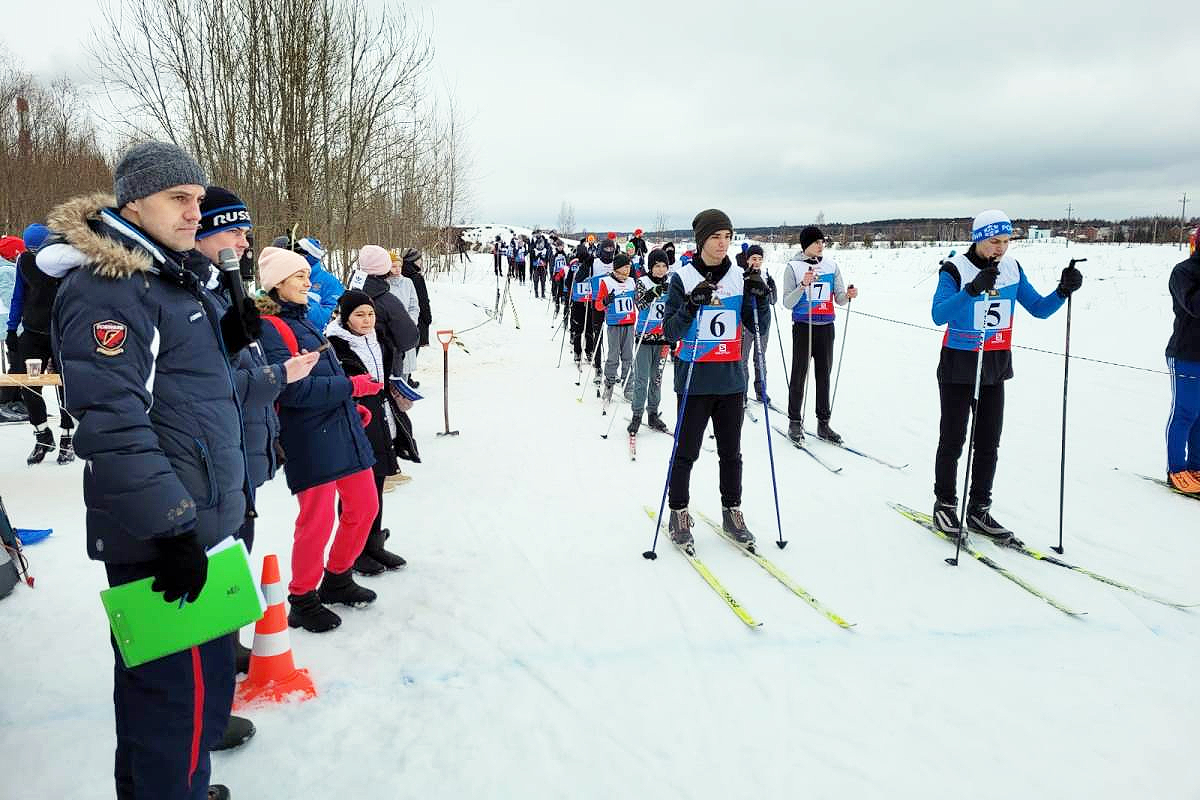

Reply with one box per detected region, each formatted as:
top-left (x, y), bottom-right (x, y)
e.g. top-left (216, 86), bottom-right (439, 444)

top-left (749, 399), bottom-right (906, 473)
top-left (645, 506), bottom-right (853, 630)
top-left (891, 502), bottom-right (1196, 614)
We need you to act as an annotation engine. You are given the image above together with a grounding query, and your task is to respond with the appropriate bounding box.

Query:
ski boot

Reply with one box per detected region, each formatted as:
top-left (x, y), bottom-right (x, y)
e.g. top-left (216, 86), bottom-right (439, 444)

top-left (646, 412), bottom-right (669, 434)
top-left (668, 508), bottom-right (694, 551)
top-left (932, 500), bottom-right (963, 539)
top-left (211, 715), bottom-right (255, 752)
top-left (56, 433), bottom-right (75, 465)
top-left (966, 505), bottom-right (1014, 543)
top-left (0, 402), bottom-right (27, 422)
top-left (287, 590), bottom-right (342, 633)
top-left (627, 412), bottom-right (641, 435)
top-left (27, 427), bottom-right (55, 465)
top-left (362, 528), bottom-right (406, 570)
top-left (721, 506), bottom-right (756, 548)
top-left (601, 383), bottom-right (614, 403)
top-left (318, 568), bottom-right (377, 608)
top-left (787, 419), bottom-right (805, 445)
top-left (816, 420), bottom-right (842, 445)
top-left (1167, 470), bottom-right (1200, 494)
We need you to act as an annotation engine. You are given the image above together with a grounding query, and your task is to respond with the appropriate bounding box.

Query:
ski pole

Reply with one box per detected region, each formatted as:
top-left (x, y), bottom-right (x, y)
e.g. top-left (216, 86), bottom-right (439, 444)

top-left (829, 288), bottom-right (853, 414)
top-left (555, 308), bottom-right (569, 368)
top-left (947, 327), bottom-right (987, 567)
top-left (751, 309), bottom-right (787, 550)
top-left (577, 308), bottom-right (605, 402)
top-left (1053, 258), bottom-right (1085, 554)
top-left (771, 302), bottom-right (791, 393)
top-left (435, 329), bottom-right (460, 437)
top-left (644, 335), bottom-right (701, 560)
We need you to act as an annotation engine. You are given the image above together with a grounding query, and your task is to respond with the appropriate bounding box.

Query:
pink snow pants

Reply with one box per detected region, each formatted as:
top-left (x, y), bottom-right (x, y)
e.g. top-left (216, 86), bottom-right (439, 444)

top-left (289, 467), bottom-right (379, 595)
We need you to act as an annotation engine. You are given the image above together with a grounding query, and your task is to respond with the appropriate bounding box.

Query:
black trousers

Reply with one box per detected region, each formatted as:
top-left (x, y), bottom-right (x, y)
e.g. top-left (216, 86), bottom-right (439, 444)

top-left (105, 561), bottom-right (234, 800)
top-left (20, 330), bottom-right (74, 430)
top-left (934, 381), bottom-right (1005, 506)
top-left (669, 392), bottom-right (745, 510)
top-left (787, 322), bottom-right (835, 423)
top-left (532, 267), bottom-right (547, 298)
top-left (569, 303), bottom-right (603, 367)
top-left (493, 256), bottom-right (503, 277)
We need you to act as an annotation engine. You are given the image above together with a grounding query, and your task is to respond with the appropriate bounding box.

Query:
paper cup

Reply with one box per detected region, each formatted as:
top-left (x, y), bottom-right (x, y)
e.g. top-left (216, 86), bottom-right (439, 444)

top-left (25, 359), bottom-right (42, 378)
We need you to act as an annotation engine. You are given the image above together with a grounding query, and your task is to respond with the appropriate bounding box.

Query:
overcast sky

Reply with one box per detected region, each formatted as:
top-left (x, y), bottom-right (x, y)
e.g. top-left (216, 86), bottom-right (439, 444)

top-left (4, 0), bottom-right (1195, 231)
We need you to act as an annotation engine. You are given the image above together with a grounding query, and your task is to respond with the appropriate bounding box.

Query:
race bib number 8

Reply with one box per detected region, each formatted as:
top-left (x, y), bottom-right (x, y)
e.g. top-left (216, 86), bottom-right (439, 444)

top-left (648, 301), bottom-right (666, 321)
top-left (973, 298), bottom-right (1013, 331)
top-left (697, 308), bottom-right (738, 342)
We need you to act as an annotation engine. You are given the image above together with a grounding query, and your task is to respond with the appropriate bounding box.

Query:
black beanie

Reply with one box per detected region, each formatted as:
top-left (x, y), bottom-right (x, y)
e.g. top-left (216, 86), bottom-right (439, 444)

top-left (799, 226), bottom-right (825, 251)
top-left (746, 244), bottom-right (764, 259)
top-left (647, 248), bottom-right (669, 269)
top-left (198, 186), bottom-right (251, 240)
top-left (612, 252), bottom-right (631, 270)
top-left (337, 290), bottom-right (374, 323)
top-left (663, 242), bottom-right (676, 265)
top-left (692, 209), bottom-right (733, 250)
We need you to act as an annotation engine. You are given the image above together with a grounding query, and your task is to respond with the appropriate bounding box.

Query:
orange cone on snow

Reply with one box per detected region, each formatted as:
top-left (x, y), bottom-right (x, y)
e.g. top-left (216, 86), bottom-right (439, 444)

top-left (234, 553), bottom-right (317, 709)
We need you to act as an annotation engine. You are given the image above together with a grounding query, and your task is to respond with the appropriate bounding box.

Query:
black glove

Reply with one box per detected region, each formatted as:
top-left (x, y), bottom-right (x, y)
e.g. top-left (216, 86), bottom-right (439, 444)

top-left (744, 271), bottom-right (769, 298)
top-left (220, 297), bottom-right (263, 354)
top-left (966, 265), bottom-right (1000, 297)
top-left (688, 280), bottom-right (715, 309)
top-left (150, 532), bottom-right (209, 604)
top-left (5, 330), bottom-right (18, 365)
top-left (1057, 264), bottom-right (1083, 298)
top-left (602, 291), bottom-right (617, 307)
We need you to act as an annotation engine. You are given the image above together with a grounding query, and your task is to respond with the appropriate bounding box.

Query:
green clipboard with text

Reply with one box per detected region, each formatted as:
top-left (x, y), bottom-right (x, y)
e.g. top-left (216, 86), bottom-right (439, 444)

top-left (101, 538), bottom-right (266, 668)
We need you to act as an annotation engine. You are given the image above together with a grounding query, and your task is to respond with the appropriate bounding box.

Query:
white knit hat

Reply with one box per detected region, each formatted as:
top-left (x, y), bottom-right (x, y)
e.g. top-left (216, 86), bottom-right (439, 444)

top-left (971, 210), bottom-right (1013, 242)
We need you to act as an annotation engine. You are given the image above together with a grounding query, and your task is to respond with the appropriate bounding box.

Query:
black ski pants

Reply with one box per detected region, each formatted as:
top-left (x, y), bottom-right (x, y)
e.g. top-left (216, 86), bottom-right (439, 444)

top-left (570, 303), bottom-right (603, 367)
top-left (669, 392), bottom-right (744, 510)
top-left (532, 267), bottom-right (547, 298)
top-left (934, 381), bottom-right (1005, 507)
top-left (787, 321), bottom-right (835, 423)
top-left (20, 330), bottom-right (73, 430)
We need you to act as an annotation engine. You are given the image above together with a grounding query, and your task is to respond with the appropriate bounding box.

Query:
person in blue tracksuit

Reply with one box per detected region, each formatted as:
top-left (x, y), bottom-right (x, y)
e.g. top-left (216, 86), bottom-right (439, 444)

top-left (1165, 234), bottom-right (1200, 494)
top-left (660, 209), bottom-right (771, 550)
top-left (929, 209), bottom-right (1082, 540)
top-left (294, 236), bottom-right (344, 329)
top-left (43, 142), bottom-right (248, 800)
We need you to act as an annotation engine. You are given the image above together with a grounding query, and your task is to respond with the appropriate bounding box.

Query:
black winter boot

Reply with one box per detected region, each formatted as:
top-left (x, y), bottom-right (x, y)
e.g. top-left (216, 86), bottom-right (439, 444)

top-left (287, 590), bottom-right (341, 633)
top-left (363, 528), bottom-right (406, 570)
top-left (27, 427), bottom-right (54, 465)
top-left (816, 420), bottom-right (842, 445)
top-left (627, 413), bottom-right (642, 435)
top-left (647, 412), bottom-right (669, 433)
top-left (787, 419), bottom-right (805, 445)
top-left (211, 715), bottom-right (255, 751)
top-left (318, 568), bottom-right (377, 608)
top-left (353, 550), bottom-right (386, 577)
top-left (56, 433), bottom-right (75, 464)
top-left (207, 786), bottom-right (231, 800)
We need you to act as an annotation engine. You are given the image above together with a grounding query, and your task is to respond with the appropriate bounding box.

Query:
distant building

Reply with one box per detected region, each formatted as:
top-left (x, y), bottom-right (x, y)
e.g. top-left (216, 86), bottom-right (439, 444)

top-left (1027, 226), bottom-right (1051, 241)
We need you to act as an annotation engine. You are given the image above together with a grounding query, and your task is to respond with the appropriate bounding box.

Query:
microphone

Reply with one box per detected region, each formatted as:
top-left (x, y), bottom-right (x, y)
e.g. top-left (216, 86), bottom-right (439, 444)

top-left (218, 247), bottom-right (263, 358)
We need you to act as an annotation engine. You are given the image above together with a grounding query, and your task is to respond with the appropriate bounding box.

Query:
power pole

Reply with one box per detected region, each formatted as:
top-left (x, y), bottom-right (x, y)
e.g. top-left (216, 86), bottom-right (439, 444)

top-left (1181, 193), bottom-right (1189, 250)
top-left (1065, 202), bottom-right (1072, 248)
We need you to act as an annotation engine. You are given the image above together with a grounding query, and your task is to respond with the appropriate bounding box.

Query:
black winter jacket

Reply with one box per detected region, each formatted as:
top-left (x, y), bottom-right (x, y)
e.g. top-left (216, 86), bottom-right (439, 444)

top-left (16, 249), bottom-right (60, 335)
top-left (44, 194), bottom-right (249, 564)
top-left (1168, 251), bottom-right (1200, 362)
top-left (256, 296), bottom-right (376, 494)
top-left (401, 261), bottom-right (432, 347)
top-left (361, 275), bottom-right (420, 376)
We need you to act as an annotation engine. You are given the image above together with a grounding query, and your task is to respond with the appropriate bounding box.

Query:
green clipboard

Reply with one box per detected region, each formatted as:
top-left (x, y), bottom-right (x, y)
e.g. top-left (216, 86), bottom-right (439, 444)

top-left (101, 539), bottom-right (266, 668)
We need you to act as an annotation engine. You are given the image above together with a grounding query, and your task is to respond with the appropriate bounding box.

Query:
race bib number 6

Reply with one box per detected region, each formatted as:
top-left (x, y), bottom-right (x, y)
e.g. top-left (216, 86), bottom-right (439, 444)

top-left (973, 298), bottom-right (1013, 331)
top-left (697, 308), bottom-right (738, 342)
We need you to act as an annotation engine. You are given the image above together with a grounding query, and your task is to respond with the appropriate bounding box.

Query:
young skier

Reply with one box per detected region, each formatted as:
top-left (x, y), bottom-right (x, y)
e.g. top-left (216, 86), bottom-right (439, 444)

top-left (740, 244), bottom-right (775, 403)
top-left (780, 226), bottom-right (858, 444)
top-left (1165, 230), bottom-right (1200, 493)
top-left (595, 252), bottom-right (638, 404)
top-left (551, 245), bottom-right (568, 314)
top-left (930, 209), bottom-right (1083, 538)
top-left (661, 209), bottom-right (771, 549)
top-left (628, 248), bottom-right (672, 435)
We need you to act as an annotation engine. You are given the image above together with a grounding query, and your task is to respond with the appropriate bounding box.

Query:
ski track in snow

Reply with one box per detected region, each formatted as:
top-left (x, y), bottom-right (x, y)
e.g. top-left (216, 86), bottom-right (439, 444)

top-left (2, 244), bottom-right (1199, 799)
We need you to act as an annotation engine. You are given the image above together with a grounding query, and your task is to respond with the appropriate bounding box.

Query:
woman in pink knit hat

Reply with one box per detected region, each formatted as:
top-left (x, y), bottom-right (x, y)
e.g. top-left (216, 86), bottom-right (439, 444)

top-left (256, 246), bottom-right (383, 633)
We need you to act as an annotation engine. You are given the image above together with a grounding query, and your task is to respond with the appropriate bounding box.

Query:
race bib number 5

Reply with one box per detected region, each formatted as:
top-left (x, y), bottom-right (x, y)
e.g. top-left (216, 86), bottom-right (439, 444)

top-left (973, 298), bottom-right (1013, 331)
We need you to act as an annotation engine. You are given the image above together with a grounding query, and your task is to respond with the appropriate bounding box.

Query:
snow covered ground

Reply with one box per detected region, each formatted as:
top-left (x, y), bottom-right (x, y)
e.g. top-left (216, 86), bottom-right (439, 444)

top-left (2, 242), bottom-right (1198, 799)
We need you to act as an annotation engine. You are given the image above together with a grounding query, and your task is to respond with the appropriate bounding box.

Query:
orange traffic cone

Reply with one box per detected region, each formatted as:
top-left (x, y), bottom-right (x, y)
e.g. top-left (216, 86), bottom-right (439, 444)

top-left (234, 553), bottom-right (317, 710)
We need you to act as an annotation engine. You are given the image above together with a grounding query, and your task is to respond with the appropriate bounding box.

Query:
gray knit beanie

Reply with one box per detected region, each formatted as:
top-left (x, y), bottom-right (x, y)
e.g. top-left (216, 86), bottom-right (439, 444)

top-left (113, 141), bottom-right (207, 208)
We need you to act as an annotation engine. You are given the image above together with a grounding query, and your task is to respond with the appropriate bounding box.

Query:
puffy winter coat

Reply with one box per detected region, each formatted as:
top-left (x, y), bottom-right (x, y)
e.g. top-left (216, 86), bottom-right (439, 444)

top-left (305, 260), bottom-right (345, 330)
top-left (17, 249), bottom-right (61, 335)
top-left (327, 325), bottom-right (399, 477)
top-left (1168, 250), bottom-right (1200, 362)
top-left (401, 259), bottom-right (432, 347)
top-left (256, 295), bottom-right (375, 494)
top-left (42, 193), bottom-right (249, 564)
top-left (361, 274), bottom-right (420, 376)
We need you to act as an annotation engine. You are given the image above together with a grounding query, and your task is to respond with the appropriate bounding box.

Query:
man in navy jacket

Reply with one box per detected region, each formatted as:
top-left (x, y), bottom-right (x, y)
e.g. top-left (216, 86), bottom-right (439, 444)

top-left (44, 142), bottom-right (252, 800)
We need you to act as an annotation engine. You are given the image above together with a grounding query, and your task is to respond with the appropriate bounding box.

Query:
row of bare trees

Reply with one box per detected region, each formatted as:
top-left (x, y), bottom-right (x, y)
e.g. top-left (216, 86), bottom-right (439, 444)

top-left (0, 56), bottom-right (111, 235)
top-left (90, 0), bottom-right (470, 278)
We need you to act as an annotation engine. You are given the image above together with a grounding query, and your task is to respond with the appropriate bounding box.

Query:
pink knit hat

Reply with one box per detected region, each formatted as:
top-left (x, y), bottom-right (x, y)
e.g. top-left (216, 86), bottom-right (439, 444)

top-left (358, 244), bottom-right (393, 276)
top-left (258, 246), bottom-right (310, 291)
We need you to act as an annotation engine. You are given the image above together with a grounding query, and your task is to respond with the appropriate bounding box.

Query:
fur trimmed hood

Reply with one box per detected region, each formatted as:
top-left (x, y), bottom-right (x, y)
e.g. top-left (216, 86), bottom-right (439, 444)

top-left (254, 292), bottom-right (282, 316)
top-left (39, 193), bottom-right (164, 280)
